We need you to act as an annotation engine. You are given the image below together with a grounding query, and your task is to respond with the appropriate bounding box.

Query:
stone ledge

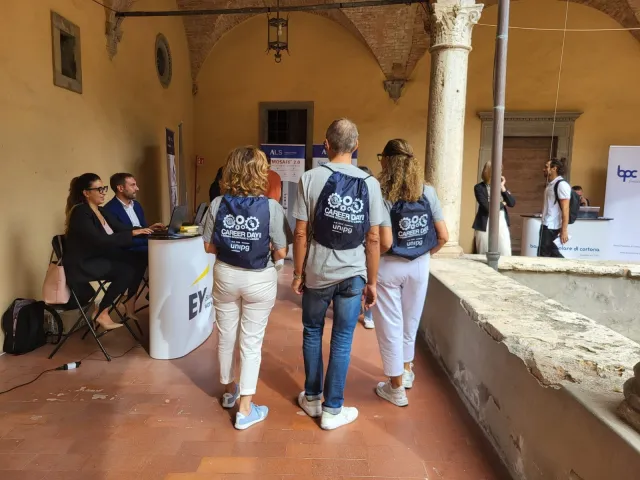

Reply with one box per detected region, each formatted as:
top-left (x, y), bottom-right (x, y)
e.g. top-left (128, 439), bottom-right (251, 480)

top-left (430, 258), bottom-right (640, 394)
top-left (464, 253), bottom-right (640, 278)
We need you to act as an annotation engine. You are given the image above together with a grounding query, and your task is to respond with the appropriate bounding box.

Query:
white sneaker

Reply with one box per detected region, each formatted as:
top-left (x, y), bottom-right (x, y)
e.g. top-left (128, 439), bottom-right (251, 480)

top-left (298, 391), bottom-right (322, 418)
top-left (375, 381), bottom-right (408, 407)
top-left (320, 406), bottom-right (359, 430)
top-left (363, 317), bottom-right (375, 329)
top-left (403, 364), bottom-right (415, 389)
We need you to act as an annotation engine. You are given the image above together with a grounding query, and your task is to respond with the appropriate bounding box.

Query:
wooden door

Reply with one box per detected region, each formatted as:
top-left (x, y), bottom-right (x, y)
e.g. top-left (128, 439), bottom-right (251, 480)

top-left (501, 137), bottom-right (556, 255)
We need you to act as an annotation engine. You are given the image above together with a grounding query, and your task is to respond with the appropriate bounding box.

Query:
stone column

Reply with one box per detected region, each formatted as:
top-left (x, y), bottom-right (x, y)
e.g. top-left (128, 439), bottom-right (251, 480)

top-left (425, 1), bottom-right (483, 256)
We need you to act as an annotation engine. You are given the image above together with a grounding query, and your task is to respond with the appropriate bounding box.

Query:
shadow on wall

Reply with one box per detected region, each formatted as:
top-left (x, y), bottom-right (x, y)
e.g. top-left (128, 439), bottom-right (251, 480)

top-left (10, 230), bottom-right (41, 301)
top-left (136, 146), bottom-right (162, 224)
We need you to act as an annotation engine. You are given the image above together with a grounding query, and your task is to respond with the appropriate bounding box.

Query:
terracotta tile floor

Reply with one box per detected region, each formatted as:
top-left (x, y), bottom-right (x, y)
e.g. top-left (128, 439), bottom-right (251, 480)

top-left (0, 266), bottom-right (511, 480)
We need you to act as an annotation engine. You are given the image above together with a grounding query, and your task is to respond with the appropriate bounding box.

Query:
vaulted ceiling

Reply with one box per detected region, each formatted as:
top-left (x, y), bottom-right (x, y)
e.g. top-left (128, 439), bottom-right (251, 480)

top-left (107, 0), bottom-right (640, 85)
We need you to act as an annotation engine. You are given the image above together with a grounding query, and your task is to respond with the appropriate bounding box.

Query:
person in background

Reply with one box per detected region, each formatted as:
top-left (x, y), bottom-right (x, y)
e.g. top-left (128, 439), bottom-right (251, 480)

top-left (472, 162), bottom-right (516, 256)
top-left (292, 118), bottom-right (384, 430)
top-left (572, 185), bottom-right (590, 206)
top-left (539, 158), bottom-right (571, 257)
top-left (202, 146), bottom-right (292, 430)
top-left (64, 174), bottom-right (152, 330)
top-left (104, 173), bottom-right (164, 251)
top-left (358, 165), bottom-right (375, 330)
top-left (265, 152), bottom-right (283, 202)
top-left (209, 166), bottom-right (224, 202)
top-left (372, 139), bottom-right (448, 407)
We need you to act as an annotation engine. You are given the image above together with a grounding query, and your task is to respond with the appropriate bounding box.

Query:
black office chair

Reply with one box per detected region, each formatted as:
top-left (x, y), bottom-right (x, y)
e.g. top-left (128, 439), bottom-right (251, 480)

top-left (46, 235), bottom-right (141, 362)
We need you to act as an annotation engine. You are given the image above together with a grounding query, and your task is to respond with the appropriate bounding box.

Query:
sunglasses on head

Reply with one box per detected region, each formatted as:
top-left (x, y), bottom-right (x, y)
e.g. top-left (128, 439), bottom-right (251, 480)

top-left (86, 186), bottom-right (109, 194)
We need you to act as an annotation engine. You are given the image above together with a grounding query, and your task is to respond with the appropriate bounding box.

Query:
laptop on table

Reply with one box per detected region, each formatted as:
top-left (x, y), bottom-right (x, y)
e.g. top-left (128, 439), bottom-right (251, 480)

top-left (148, 205), bottom-right (196, 239)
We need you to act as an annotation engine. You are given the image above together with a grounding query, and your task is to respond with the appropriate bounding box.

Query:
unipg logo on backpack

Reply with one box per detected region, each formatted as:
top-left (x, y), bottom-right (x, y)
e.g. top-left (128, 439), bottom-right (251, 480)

top-left (221, 214), bottom-right (262, 252)
top-left (390, 195), bottom-right (438, 260)
top-left (398, 214), bottom-right (430, 249)
top-left (213, 196), bottom-right (271, 269)
top-left (313, 165), bottom-right (371, 250)
top-left (324, 193), bottom-right (366, 234)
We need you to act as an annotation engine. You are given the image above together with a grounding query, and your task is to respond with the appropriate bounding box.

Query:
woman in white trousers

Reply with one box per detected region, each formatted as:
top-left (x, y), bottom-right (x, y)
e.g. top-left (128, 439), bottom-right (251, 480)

top-left (372, 139), bottom-right (449, 407)
top-left (472, 161), bottom-right (516, 256)
top-left (203, 146), bottom-right (292, 429)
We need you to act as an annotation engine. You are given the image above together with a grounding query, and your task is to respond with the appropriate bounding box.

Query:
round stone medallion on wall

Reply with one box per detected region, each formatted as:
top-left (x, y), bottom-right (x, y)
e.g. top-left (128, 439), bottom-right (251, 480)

top-left (155, 33), bottom-right (172, 88)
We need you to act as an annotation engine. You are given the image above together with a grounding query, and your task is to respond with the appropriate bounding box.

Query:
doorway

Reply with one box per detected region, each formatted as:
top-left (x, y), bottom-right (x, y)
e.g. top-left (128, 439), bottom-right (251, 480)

top-left (258, 102), bottom-right (314, 169)
top-left (476, 111), bottom-right (581, 255)
top-left (502, 136), bottom-right (557, 255)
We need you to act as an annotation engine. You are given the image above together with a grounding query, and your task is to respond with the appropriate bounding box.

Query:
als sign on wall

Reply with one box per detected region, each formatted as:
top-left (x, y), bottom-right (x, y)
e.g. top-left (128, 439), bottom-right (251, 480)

top-left (604, 146), bottom-right (640, 261)
top-left (312, 145), bottom-right (358, 168)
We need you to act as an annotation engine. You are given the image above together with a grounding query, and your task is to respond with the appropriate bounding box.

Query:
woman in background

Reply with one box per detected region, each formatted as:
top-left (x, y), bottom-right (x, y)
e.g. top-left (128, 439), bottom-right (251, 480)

top-left (64, 173), bottom-right (152, 330)
top-left (373, 139), bottom-right (448, 407)
top-left (203, 146), bottom-right (292, 430)
top-left (472, 162), bottom-right (516, 256)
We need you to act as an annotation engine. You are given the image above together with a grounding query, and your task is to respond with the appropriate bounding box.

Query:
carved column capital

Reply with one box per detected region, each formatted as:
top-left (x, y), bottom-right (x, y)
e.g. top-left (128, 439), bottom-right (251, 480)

top-left (428, 2), bottom-right (484, 53)
top-left (383, 79), bottom-right (406, 103)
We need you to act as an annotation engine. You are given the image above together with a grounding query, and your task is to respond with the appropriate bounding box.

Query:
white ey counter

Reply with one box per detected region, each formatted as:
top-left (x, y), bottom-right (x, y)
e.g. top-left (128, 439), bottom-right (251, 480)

top-left (520, 215), bottom-right (613, 260)
top-left (148, 235), bottom-right (215, 360)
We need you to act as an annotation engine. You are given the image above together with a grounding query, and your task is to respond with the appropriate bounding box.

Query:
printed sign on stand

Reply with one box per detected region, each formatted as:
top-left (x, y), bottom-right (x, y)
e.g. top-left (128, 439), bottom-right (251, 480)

top-left (262, 144), bottom-right (306, 183)
top-left (604, 146), bottom-right (640, 261)
top-left (312, 145), bottom-right (358, 169)
top-left (166, 128), bottom-right (178, 213)
top-left (261, 144), bottom-right (306, 260)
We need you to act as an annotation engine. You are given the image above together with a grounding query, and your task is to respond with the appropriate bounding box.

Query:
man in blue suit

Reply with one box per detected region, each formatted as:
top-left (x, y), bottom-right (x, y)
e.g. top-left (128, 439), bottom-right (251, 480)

top-left (104, 173), bottom-right (164, 251)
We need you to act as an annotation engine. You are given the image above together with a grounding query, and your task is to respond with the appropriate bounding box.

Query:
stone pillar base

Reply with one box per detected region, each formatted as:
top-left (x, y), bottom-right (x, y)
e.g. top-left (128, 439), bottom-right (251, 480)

top-left (433, 243), bottom-right (464, 259)
top-left (617, 400), bottom-right (640, 433)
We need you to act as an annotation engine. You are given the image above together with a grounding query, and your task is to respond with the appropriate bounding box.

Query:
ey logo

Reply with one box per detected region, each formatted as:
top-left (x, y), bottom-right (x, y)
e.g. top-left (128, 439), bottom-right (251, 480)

top-left (189, 264), bottom-right (210, 321)
top-left (618, 165), bottom-right (638, 182)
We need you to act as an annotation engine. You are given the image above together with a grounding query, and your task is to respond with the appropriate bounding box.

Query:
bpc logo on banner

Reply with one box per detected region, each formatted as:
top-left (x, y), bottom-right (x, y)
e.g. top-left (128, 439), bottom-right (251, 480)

top-left (617, 165), bottom-right (639, 182)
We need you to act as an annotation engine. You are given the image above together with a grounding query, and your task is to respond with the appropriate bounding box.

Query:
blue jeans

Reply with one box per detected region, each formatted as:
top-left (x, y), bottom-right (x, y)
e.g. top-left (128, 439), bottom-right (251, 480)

top-left (302, 276), bottom-right (365, 414)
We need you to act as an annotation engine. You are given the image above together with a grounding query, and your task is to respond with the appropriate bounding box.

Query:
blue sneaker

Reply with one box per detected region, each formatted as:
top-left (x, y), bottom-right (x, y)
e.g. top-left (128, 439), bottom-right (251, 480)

top-left (235, 403), bottom-right (268, 430)
top-left (222, 384), bottom-right (240, 409)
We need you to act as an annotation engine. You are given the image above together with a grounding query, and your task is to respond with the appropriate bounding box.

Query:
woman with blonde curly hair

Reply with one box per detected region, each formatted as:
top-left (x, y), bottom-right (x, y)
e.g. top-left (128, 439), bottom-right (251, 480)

top-left (202, 146), bottom-right (292, 429)
top-left (373, 139), bottom-right (448, 407)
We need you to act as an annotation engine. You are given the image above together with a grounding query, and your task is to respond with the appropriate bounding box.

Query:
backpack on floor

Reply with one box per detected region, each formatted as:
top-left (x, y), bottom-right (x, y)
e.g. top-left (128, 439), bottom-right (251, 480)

top-left (2, 299), bottom-right (48, 355)
top-left (554, 180), bottom-right (580, 224)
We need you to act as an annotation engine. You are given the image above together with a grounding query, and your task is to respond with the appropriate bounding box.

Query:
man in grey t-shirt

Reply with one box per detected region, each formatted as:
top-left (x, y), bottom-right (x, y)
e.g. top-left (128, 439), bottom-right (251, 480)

top-left (292, 118), bottom-right (384, 430)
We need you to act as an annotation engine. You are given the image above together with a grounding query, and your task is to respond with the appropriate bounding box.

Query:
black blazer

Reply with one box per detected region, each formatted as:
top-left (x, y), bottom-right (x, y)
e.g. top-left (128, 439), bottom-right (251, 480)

top-left (64, 203), bottom-right (134, 283)
top-left (472, 182), bottom-right (516, 232)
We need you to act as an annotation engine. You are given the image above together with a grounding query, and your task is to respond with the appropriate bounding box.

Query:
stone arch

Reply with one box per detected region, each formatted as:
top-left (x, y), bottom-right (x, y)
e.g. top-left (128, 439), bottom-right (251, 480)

top-left (177, 1), bottom-right (377, 81)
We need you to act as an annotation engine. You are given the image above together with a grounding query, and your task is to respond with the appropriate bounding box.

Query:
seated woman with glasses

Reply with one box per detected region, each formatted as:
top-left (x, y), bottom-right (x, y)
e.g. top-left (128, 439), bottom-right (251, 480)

top-left (64, 173), bottom-right (153, 330)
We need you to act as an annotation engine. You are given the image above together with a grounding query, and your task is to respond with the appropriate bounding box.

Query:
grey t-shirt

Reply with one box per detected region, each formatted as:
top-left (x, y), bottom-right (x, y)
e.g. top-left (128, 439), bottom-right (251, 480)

top-left (293, 162), bottom-right (385, 289)
top-left (203, 196), bottom-right (293, 269)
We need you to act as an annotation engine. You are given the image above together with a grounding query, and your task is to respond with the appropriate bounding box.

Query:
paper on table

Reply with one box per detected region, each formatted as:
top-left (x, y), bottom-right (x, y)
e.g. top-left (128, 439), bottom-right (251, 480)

top-left (553, 235), bottom-right (571, 248)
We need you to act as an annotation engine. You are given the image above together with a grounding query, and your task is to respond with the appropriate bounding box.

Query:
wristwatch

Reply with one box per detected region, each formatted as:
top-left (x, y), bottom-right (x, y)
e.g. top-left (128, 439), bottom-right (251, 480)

top-left (293, 272), bottom-right (303, 280)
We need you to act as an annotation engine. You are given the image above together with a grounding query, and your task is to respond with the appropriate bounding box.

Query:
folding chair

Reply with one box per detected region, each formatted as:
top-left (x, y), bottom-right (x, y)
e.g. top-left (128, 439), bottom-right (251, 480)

top-left (46, 235), bottom-right (141, 362)
top-left (133, 271), bottom-right (149, 316)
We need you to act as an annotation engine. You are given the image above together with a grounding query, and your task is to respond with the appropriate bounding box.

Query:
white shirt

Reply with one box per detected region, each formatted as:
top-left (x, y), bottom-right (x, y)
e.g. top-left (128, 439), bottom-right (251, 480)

top-left (118, 198), bottom-right (142, 227)
top-left (542, 176), bottom-right (571, 230)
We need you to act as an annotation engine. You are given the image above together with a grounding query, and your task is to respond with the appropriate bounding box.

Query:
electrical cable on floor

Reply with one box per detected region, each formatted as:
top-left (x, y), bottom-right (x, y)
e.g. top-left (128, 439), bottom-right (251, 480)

top-left (0, 344), bottom-right (141, 396)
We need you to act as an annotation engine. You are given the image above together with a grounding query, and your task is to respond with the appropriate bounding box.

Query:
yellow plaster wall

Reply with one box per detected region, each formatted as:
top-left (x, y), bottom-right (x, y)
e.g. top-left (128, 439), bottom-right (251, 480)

top-left (0, 0), bottom-right (194, 349)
